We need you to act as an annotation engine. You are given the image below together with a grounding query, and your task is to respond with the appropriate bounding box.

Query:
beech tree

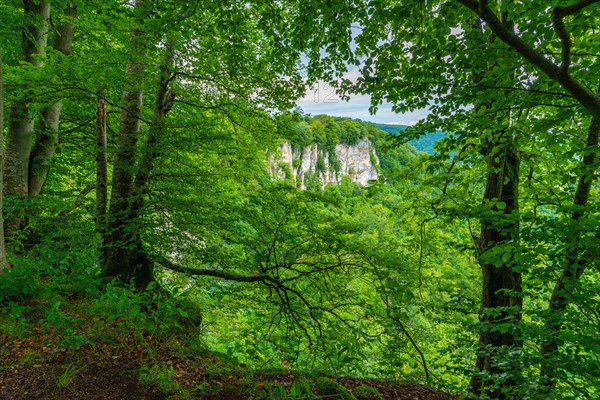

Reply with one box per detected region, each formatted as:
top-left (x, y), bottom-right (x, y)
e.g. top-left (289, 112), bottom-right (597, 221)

top-left (97, 0), bottom-right (305, 287)
top-left (4, 0), bottom-right (50, 233)
top-left (1, 1), bottom-right (597, 396)
top-left (286, 0), bottom-right (600, 397)
top-left (456, 1), bottom-right (599, 394)
top-left (2, 1), bottom-right (77, 237)
top-left (99, 0), bottom-right (153, 286)
top-left (28, 3), bottom-right (77, 197)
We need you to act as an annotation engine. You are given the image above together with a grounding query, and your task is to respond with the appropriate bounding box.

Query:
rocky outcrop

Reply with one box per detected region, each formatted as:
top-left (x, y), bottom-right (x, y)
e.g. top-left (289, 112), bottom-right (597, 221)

top-left (269, 138), bottom-right (379, 188)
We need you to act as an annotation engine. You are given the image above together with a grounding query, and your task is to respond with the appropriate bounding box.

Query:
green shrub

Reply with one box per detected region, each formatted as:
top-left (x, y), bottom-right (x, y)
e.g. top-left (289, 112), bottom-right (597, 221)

top-left (316, 155), bottom-right (326, 173)
top-left (0, 301), bottom-right (30, 337)
top-left (40, 301), bottom-right (92, 350)
top-left (0, 264), bottom-right (37, 303)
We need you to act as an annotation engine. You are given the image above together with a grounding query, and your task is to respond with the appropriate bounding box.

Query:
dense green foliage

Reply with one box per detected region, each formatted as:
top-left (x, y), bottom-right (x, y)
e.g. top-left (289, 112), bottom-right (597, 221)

top-left (291, 0), bottom-right (600, 398)
top-left (1, 1), bottom-right (599, 399)
top-left (280, 114), bottom-right (384, 149)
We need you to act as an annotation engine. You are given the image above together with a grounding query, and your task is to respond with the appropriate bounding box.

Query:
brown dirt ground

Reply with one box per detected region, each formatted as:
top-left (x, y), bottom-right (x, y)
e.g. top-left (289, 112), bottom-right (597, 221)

top-left (0, 359), bottom-right (164, 400)
top-left (0, 350), bottom-right (457, 400)
top-left (0, 297), bottom-right (458, 400)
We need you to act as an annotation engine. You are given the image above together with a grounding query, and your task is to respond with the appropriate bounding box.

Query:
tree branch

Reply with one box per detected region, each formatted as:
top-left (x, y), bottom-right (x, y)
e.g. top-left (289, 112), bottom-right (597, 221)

top-left (552, 0), bottom-right (600, 74)
top-left (552, 7), bottom-right (572, 74)
top-left (158, 257), bottom-right (279, 284)
top-left (369, 258), bottom-right (431, 382)
top-left (556, 0), bottom-right (600, 17)
top-left (157, 256), bottom-right (361, 344)
top-left (456, 0), bottom-right (600, 120)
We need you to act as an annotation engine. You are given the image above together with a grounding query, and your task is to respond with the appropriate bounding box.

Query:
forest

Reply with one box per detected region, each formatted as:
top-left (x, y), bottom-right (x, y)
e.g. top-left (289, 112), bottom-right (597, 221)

top-left (0, 1), bottom-right (599, 399)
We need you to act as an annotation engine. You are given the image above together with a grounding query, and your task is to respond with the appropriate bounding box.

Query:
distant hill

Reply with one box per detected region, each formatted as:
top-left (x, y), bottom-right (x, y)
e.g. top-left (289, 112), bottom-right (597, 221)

top-left (375, 124), bottom-right (444, 155)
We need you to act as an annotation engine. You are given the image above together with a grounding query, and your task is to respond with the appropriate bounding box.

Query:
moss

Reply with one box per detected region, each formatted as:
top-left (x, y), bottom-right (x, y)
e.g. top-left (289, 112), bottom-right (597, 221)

top-left (264, 378), bottom-right (317, 400)
top-left (313, 377), bottom-right (357, 400)
top-left (353, 385), bottom-right (384, 400)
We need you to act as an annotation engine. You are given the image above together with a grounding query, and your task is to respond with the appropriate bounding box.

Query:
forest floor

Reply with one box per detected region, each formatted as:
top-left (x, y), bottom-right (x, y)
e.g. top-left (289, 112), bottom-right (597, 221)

top-left (0, 282), bottom-right (458, 400)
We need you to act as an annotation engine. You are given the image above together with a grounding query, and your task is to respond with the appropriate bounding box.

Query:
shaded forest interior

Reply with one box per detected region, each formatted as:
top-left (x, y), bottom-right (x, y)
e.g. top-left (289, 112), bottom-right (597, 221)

top-left (1, 1), bottom-right (599, 399)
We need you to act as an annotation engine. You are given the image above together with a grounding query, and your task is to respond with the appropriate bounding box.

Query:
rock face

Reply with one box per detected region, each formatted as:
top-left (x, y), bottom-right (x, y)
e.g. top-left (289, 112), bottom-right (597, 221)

top-left (269, 138), bottom-right (379, 188)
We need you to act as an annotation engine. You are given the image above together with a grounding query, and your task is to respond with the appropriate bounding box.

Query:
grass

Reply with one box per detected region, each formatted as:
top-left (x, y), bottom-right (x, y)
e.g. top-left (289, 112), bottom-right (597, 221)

top-left (55, 363), bottom-right (79, 393)
top-left (0, 272), bottom-right (452, 400)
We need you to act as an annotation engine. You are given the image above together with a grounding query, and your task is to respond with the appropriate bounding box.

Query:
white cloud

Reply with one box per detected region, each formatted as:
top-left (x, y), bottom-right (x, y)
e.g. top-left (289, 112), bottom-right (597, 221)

top-left (297, 93), bottom-right (429, 125)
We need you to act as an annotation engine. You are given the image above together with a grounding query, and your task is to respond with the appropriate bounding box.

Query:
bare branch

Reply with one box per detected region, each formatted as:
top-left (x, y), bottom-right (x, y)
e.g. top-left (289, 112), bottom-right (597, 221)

top-left (157, 254), bottom-right (361, 346)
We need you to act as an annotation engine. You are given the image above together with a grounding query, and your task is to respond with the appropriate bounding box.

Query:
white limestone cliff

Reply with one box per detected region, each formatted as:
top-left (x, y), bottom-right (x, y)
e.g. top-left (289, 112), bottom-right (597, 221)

top-left (269, 138), bottom-right (379, 188)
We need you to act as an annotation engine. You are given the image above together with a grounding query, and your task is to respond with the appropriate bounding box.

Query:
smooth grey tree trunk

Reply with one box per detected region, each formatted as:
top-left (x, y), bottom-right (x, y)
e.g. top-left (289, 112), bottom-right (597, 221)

top-left (101, 0), bottom-right (151, 287)
top-left (132, 46), bottom-right (175, 208)
top-left (101, 31), bottom-right (175, 288)
top-left (29, 3), bottom-right (78, 196)
top-left (4, 0), bottom-right (50, 234)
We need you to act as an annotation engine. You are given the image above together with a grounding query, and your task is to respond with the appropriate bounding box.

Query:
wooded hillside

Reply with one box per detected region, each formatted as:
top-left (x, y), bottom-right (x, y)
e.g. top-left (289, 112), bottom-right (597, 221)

top-left (1, 1), bottom-right (599, 399)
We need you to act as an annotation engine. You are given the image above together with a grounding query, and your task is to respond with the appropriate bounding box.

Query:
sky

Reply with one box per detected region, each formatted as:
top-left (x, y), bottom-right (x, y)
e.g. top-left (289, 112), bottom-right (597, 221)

top-left (295, 82), bottom-right (429, 126)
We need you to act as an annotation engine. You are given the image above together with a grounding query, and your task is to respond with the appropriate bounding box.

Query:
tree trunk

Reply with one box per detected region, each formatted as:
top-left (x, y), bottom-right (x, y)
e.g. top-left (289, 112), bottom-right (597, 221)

top-left (470, 133), bottom-right (522, 399)
top-left (4, 0), bottom-right (50, 234)
top-left (539, 116), bottom-right (600, 390)
top-left (132, 45), bottom-right (175, 211)
top-left (28, 3), bottom-right (77, 196)
top-left (95, 92), bottom-right (108, 260)
top-left (0, 50), bottom-right (8, 270)
top-left (101, 33), bottom-right (174, 289)
top-left (101, 0), bottom-right (151, 287)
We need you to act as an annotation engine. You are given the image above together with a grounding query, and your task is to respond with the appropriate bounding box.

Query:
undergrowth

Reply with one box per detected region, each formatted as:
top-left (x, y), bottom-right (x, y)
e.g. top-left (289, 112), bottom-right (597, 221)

top-left (0, 257), bottom-right (447, 400)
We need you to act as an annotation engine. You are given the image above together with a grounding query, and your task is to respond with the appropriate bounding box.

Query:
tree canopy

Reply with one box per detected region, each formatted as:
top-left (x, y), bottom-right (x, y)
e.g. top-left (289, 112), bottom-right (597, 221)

top-left (1, 1), bottom-right (599, 399)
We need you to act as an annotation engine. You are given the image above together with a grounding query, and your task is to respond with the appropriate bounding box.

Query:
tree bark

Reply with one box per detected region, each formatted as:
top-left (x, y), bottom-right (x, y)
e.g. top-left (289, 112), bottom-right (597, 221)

top-left (464, 15), bottom-right (523, 396)
top-left (132, 46), bottom-right (175, 211)
top-left (539, 116), bottom-right (600, 390)
top-left (95, 92), bottom-right (108, 260)
top-left (0, 50), bottom-right (8, 271)
top-left (102, 41), bottom-right (174, 288)
top-left (28, 3), bottom-right (77, 196)
top-left (4, 0), bottom-right (50, 234)
top-left (455, 2), bottom-right (600, 395)
top-left (101, 0), bottom-right (151, 287)
top-left (457, 0), bottom-right (600, 121)
top-left (470, 132), bottom-right (522, 399)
